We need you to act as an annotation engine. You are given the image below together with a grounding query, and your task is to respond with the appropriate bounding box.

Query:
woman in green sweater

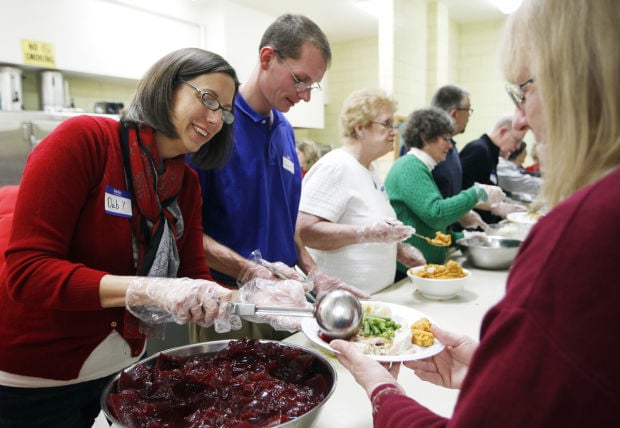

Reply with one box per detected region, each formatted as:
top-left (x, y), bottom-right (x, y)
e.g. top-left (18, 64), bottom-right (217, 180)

top-left (385, 108), bottom-right (504, 268)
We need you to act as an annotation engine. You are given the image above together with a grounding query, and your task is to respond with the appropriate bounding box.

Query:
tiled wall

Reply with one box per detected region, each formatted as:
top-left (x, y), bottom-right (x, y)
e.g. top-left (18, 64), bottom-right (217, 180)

top-left (296, 13), bottom-right (525, 178)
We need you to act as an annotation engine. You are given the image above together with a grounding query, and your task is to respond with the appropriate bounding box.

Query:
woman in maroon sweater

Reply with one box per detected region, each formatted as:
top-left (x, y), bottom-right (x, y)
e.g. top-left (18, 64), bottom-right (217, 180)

top-left (331, 0), bottom-right (620, 426)
top-left (0, 48), bottom-right (308, 427)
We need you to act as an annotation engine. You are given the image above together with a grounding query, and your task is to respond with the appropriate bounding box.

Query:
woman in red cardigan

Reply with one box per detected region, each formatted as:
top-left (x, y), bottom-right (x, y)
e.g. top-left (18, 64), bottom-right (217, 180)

top-left (331, 0), bottom-right (620, 426)
top-left (0, 48), bottom-right (309, 427)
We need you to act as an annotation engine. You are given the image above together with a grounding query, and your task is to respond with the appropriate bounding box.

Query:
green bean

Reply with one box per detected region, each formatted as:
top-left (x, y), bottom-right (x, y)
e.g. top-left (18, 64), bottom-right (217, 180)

top-left (360, 314), bottom-right (401, 338)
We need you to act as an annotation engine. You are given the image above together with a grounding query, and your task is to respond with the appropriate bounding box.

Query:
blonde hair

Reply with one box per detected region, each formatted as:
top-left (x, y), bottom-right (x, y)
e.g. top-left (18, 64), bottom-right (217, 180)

top-left (501, 0), bottom-right (620, 206)
top-left (296, 139), bottom-right (320, 170)
top-left (339, 88), bottom-right (398, 139)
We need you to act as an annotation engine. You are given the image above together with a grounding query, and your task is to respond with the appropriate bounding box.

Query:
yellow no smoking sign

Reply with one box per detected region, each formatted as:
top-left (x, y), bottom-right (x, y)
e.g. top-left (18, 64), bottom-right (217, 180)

top-left (21, 39), bottom-right (56, 68)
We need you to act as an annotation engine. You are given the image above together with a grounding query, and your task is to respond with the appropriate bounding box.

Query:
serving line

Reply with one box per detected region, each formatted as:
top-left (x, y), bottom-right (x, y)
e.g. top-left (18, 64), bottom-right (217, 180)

top-left (284, 254), bottom-right (510, 428)
top-left (92, 254), bottom-right (509, 428)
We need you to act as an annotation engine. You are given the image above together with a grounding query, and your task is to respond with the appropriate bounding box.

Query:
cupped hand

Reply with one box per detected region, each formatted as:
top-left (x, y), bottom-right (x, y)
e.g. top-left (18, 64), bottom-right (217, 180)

top-left (403, 325), bottom-right (478, 390)
top-left (330, 339), bottom-right (405, 397)
top-left (397, 243), bottom-right (426, 268)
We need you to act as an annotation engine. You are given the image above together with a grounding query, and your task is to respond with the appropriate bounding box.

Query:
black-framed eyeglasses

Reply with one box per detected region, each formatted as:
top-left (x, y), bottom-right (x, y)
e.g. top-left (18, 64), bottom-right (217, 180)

top-left (456, 107), bottom-right (474, 115)
top-left (505, 77), bottom-right (534, 109)
top-left (371, 120), bottom-right (398, 130)
top-left (179, 79), bottom-right (235, 124)
top-left (274, 50), bottom-right (322, 93)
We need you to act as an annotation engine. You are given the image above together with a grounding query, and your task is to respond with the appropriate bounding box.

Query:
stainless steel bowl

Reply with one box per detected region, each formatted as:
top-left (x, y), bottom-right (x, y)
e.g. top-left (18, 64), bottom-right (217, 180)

top-left (101, 340), bottom-right (337, 428)
top-left (456, 236), bottom-right (522, 270)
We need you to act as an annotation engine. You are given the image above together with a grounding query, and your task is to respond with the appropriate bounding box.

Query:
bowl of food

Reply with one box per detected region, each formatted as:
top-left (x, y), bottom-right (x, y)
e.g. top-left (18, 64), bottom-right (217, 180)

top-left (101, 338), bottom-right (336, 428)
top-left (506, 211), bottom-right (541, 238)
top-left (407, 260), bottom-right (471, 300)
top-left (456, 235), bottom-right (522, 270)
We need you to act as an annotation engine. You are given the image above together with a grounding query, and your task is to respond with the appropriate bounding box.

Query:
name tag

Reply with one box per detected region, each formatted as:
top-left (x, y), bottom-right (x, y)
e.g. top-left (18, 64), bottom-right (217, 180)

top-left (282, 155), bottom-right (295, 174)
top-left (104, 186), bottom-right (132, 218)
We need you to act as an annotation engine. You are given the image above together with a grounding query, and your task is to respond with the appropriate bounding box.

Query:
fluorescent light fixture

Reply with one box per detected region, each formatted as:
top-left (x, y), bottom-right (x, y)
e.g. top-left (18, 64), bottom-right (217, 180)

top-left (487, 0), bottom-right (523, 14)
top-left (354, 0), bottom-right (382, 17)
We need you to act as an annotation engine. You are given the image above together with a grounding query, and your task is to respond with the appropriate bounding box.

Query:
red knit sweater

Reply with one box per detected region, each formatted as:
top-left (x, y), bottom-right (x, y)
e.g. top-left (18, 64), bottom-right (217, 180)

top-left (372, 167), bottom-right (620, 427)
top-left (0, 115), bottom-right (212, 381)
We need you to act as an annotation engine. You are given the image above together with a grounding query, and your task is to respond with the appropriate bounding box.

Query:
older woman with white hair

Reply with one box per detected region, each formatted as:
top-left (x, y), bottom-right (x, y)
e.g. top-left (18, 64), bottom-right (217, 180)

top-left (297, 88), bottom-right (425, 294)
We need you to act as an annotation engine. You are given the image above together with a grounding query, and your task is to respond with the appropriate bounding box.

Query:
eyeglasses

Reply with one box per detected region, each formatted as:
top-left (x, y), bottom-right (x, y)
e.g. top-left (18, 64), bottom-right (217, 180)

top-left (274, 50), bottom-right (322, 93)
top-left (456, 107), bottom-right (474, 115)
top-left (371, 120), bottom-right (399, 130)
top-left (505, 77), bottom-right (534, 109)
top-left (179, 79), bottom-right (235, 124)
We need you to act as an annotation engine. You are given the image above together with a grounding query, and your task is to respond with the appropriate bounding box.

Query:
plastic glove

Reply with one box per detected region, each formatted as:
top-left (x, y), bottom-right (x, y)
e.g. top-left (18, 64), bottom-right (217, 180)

top-left (458, 210), bottom-right (489, 231)
top-left (491, 202), bottom-right (527, 218)
top-left (397, 243), bottom-right (426, 268)
top-left (235, 278), bottom-right (311, 331)
top-left (474, 183), bottom-right (505, 204)
top-left (126, 277), bottom-right (241, 333)
top-left (463, 230), bottom-right (487, 239)
top-left (308, 268), bottom-right (371, 300)
top-left (356, 218), bottom-right (414, 244)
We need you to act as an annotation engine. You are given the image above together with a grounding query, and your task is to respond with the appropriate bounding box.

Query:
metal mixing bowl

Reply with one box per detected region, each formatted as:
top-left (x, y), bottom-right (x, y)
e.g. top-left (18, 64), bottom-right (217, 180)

top-left (101, 340), bottom-right (337, 428)
top-left (456, 236), bottom-right (522, 270)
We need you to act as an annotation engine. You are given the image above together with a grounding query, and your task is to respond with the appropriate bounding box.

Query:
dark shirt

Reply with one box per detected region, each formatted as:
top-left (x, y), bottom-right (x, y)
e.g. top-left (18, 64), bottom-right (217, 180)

top-left (460, 133), bottom-right (502, 224)
top-left (432, 139), bottom-right (462, 198)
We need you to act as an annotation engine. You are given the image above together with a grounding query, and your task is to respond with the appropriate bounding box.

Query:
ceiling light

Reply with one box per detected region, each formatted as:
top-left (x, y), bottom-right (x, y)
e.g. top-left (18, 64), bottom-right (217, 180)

top-left (354, 0), bottom-right (382, 17)
top-left (487, 0), bottom-right (523, 14)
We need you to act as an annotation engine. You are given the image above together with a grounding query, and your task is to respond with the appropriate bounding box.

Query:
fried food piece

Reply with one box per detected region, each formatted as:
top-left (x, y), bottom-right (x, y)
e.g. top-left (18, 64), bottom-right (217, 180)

top-left (429, 231), bottom-right (452, 246)
top-left (413, 260), bottom-right (467, 279)
top-left (411, 317), bottom-right (434, 347)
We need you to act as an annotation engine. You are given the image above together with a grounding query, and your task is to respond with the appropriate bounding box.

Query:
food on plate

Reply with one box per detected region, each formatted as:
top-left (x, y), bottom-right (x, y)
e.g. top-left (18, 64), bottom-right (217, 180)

top-left (411, 317), bottom-right (434, 347)
top-left (345, 303), bottom-right (435, 356)
top-left (412, 260), bottom-right (467, 279)
top-left (106, 339), bottom-right (331, 427)
top-left (360, 314), bottom-right (401, 339)
top-left (429, 231), bottom-right (452, 246)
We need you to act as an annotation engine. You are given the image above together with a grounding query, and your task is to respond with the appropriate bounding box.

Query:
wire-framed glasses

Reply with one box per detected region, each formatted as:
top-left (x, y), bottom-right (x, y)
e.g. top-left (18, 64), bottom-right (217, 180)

top-left (371, 120), bottom-right (398, 130)
top-left (505, 77), bottom-right (534, 109)
top-left (274, 50), bottom-right (322, 93)
top-left (179, 79), bottom-right (235, 124)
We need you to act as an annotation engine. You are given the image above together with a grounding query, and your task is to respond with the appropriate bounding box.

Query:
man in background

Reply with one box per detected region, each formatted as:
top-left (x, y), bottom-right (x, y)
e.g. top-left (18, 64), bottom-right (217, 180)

top-left (460, 113), bottom-right (527, 224)
top-left (430, 84), bottom-right (487, 230)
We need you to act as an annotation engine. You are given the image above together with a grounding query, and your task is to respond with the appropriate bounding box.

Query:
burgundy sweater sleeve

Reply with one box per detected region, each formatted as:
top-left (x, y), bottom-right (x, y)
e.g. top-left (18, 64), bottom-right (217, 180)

top-left (4, 116), bottom-right (117, 310)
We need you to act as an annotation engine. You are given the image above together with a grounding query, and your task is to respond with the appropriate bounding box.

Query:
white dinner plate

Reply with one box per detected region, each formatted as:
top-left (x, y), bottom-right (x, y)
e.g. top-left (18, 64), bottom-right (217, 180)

top-left (301, 301), bottom-right (445, 362)
top-left (507, 211), bottom-right (540, 224)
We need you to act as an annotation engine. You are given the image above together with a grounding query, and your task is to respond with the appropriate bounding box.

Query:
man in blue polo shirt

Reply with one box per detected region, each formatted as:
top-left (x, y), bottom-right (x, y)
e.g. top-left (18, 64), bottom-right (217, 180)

top-left (189, 15), bottom-right (365, 341)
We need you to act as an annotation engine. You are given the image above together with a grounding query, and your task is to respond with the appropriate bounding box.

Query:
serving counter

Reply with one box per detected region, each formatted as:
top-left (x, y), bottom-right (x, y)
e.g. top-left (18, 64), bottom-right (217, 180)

top-left (285, 255), bottom-right (510, 427)
top-left (92, 255), bottom-right (509, 428)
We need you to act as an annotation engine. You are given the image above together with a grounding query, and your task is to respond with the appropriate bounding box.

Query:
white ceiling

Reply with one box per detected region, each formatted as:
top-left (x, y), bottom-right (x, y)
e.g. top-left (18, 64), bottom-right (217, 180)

top-left (226, 0), bottom-right (505, 42)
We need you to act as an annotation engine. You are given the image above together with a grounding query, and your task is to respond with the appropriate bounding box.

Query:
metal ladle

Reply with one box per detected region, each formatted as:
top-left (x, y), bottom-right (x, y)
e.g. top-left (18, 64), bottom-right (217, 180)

top-left (228, 289), bottom-right (363, 339)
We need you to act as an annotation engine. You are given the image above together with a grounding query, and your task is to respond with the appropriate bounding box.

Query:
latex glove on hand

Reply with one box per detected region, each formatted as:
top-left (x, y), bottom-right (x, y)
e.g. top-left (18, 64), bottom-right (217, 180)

top-left (463, 230), bottom-right (487, 239)
top-left (458, 210), bottom-right (489, 231)
top-left (126, 277), bottom-right (240, 333)
top-left (235, 278), bottom-right (311, 331)
top-left (308, 268), bottom-right (371, 300)
top-left (237, 260), bottom-right (306, 286)
top-left (474, 183), bottom-right (505, 205)
top-left (491, 202), bottom-right (527, 218)
top-left (397, 243), bottom-right (426, 268)
top-left (356, 218), bottom-right (414, 244)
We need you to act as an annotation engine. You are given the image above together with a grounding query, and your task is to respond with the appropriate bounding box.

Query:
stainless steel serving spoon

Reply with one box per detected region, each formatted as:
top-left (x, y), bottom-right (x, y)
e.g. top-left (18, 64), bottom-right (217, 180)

top-left (228, 289), bottom-right (363, 339)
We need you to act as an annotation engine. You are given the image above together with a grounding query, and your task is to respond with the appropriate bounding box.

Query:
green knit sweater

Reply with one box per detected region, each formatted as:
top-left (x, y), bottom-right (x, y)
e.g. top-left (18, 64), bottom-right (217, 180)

top-left (385, 154), bottom-right (479, 266)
